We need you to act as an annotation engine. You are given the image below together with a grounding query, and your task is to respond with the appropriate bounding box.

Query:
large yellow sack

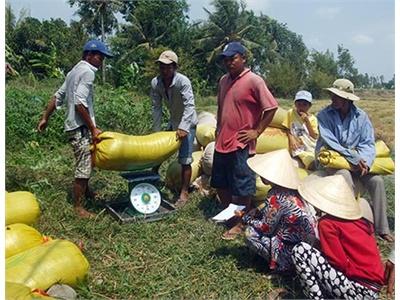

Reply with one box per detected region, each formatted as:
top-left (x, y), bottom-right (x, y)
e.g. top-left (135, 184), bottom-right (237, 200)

top-left (6, 282), bottom-right (54, 300)
top-left (6, 191), bottom-right (40, 226)
top-left (269, 107), bottom-right (287, 129)
top-left (6, 224), bottom-right (48, 258)
top-left (165, 151), bottom-right (203, 192)
top-left (196, 124), bottom-right (216, 147)
top-left (256, 127), bottom-right (289, 154)
top-left (375, 140), bottom-right (391, 157)
top-left (297, 151), bottom-right (315, 170)
top-left (92, 131), bottom-right (181, 171)
top-left (318, 149), bottom-right (395, 175)
top-left (197, 111), bottom-right (217, 127)
top-left (6, 239), bottom-right (89, 290)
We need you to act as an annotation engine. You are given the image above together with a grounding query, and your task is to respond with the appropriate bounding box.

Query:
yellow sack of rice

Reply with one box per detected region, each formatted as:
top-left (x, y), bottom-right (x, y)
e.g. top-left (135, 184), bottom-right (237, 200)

top-left (256, 127), bottom-right (289, 154)
top-left (6, 282), bottom-right (54, 300)
top-left (201, 142), bottom-right (215, 176)
top-left (6, 191), bottom-right (40, 226)
top-left (92, 131), bottom-right (181, 171)
top-left (297, 151), bottom-right (316, 170)
top-left (165, 151), bottom-right (203, 193)
top-left (6, 223), bottom-right (49, 258)
top-left (6, 239), bottom-right (89, 291)
top-left (318, 148), bottom-right (394, 175)
top-left (269, 106), bottom-right (288, 129)
top-left (196, 124), bottom-right (216, 147)
top-left (375, 140), bottom-right (391, 157)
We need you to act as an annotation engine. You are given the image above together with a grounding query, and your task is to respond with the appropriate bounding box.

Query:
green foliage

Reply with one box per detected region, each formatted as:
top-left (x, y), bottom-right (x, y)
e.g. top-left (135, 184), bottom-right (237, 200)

top-left (306, 70), bottom-right (335, 99)
top-left (266, 62), bottom-right (302, 98)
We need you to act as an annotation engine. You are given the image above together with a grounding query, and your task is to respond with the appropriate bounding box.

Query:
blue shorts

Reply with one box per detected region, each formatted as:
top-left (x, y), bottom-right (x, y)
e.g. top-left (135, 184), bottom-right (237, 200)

top-left (210, 147), bottom-right (256, 197)
top-left (178, 126), bottom-right (196, 165)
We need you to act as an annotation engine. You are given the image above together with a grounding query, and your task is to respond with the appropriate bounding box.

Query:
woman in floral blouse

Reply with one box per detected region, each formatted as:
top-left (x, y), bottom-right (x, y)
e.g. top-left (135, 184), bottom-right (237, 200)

top-left (238, 149), bottom-right (316, 273)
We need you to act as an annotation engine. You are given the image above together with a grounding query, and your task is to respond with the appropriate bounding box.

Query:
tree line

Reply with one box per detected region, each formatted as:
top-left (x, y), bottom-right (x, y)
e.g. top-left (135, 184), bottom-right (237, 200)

top-left (5, 0), bottom-right (395, 98)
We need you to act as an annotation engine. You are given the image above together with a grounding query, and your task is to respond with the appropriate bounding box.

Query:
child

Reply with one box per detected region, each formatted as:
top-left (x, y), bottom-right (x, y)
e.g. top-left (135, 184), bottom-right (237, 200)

top-left (236, 149), bottom-right (316, 273)
top-left (292, 172), bottom-right (387, 299)
top-left (283, 90), bottom-right (318, 169)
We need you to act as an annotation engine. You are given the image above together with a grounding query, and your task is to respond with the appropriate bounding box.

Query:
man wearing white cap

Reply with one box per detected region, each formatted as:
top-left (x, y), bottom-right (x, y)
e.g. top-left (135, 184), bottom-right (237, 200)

top-left (315, 78), bottom-right (393, 242)
top-left (151, 50), bottom-right (198, 207)
top-left (37, 40), bottom-right (113, 218)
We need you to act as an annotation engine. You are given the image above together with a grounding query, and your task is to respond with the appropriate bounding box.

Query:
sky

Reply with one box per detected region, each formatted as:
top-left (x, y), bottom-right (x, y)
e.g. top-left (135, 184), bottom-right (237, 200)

top-left (6, 0), bottom-right (395, 81)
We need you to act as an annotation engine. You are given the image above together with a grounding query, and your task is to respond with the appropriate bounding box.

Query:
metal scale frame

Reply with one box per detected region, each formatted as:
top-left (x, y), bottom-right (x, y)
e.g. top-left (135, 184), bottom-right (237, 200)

top-left (105, 170), bottom-right (176, 223)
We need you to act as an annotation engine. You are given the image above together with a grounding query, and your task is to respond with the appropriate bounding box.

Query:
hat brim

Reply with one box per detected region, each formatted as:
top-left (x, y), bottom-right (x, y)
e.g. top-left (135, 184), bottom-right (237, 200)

top-left (299, 172), bottom-right (362, 220)
top-left (294, 98), bottom-right (312, 103)
top-left (325, 88), bottom-right (360, 101)
top-left (156, 58), bottom-right (175, 64)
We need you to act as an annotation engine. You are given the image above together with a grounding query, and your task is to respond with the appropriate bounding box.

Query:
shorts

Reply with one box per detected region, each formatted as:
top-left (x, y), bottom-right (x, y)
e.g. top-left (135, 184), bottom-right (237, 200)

top-left (178, 126), bottom-right (196, 165)
top-left (210, 147), bottom-right (256, 197)
top-left (67, 126), bottom-right (92, 179)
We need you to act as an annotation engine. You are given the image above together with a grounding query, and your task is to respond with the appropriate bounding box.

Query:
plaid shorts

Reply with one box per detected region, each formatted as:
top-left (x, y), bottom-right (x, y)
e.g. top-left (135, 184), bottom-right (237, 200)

top-left (67, 126), bottom-right (92, 179)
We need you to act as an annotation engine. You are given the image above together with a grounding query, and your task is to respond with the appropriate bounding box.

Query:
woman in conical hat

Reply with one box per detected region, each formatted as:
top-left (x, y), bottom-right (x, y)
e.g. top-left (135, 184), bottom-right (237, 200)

top-left (236, 149), bottom-right (316, 273)
top-left (292, 172), bottom-right (386, 299)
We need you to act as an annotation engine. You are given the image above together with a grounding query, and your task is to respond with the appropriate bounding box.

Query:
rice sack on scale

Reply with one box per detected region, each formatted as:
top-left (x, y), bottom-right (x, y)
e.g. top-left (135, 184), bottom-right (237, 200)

top-left (92, 131), bottom-right (181, 171)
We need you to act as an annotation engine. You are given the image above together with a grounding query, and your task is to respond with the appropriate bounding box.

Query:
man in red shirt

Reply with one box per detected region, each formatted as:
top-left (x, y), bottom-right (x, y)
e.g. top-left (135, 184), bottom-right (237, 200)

top-left (210, 41), bottom-right (278, 239)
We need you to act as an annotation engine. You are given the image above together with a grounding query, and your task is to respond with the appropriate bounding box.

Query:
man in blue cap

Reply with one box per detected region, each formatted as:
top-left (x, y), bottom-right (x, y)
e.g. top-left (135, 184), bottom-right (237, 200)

top-left (37, 40), bottom-right (113, 218)
top-left (211, 41), bottom-right (278, 239)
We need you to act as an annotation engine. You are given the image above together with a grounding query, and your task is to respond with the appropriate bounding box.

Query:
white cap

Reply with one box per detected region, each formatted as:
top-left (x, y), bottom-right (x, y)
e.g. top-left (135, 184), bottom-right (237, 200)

top-left (294, 90), bottom-right (313, 103)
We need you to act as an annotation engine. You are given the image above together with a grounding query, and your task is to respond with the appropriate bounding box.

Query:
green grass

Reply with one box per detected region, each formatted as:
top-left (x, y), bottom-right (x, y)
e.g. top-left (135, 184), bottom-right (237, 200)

top-left (5, 78), bottom-right (395, 299)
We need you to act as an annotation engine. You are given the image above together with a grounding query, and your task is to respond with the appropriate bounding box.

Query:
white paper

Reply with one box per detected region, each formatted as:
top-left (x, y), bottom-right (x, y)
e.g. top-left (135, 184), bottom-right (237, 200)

top-left (211, 203), bottom-right (246, 222)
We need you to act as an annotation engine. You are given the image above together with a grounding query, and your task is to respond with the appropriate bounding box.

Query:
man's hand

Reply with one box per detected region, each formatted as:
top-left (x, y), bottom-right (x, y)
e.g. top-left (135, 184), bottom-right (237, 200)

top-left (352, 159), bottom-right (369, 176)
top-left (237, 129), bottom-right (259, 144)
top-left (385, 260), bottom-right (395, 298)
top-left (91, 127), bottom-right (102, 143)
top-left (37, 118), bottom-right (48, 132)
top-left (176, 129), bottom-right (188, 140)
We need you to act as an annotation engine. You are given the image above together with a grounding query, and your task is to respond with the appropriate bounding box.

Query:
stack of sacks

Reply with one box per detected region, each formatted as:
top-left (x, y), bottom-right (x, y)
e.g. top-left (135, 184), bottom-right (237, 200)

top-left (5, 191), bottom-right (90, 299)
top-left (317, 140), bottom-right (395, 175)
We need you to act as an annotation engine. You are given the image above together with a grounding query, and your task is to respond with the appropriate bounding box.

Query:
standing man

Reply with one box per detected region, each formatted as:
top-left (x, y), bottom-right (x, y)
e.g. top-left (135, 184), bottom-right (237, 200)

top-left (37, 40), bottom-right (113, 218)
top-left (150, 50), bottom-right (198, 208)
top-left (210, 41), bottom-right (278, 240)
top-left (316, 78), bottom-right (394, 242)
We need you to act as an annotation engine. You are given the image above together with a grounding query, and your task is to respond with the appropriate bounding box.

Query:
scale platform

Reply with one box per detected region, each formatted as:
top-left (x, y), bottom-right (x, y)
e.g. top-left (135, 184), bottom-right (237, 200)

top-left (105, 169), bottom-right (176, 223)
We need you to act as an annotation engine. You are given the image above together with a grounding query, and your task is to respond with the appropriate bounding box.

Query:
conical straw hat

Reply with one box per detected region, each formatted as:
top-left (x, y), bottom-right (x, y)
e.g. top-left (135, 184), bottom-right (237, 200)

top-left (298, 173), bottom-right (362, 220)
top-left (359, 197), bottom-right (374, 224)
top-left (247, 149), bottom-right (300, 189)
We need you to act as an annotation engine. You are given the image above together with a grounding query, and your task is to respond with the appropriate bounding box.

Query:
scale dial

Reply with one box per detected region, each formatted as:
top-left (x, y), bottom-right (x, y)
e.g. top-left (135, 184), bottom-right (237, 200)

top-left (130, 183), bottom-right (161, 214)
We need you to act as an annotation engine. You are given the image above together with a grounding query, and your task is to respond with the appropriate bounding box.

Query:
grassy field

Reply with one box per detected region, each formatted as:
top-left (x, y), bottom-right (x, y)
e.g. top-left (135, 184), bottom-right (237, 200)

top-left (5, 78), bottom-right (395, 299)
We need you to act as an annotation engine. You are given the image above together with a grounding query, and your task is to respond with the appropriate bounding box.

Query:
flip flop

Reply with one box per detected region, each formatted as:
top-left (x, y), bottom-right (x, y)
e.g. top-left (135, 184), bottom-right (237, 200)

top-left (221, 227), bottom-right (243, 240)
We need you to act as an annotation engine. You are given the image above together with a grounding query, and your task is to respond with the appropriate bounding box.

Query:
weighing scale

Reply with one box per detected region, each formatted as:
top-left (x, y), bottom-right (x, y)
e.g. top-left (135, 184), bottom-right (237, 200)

top-left (105, 169), bottom-right (176, 223)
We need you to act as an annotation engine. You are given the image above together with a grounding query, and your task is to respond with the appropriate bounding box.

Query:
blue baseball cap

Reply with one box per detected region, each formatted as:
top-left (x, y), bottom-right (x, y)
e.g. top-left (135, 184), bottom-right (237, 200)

top-left (83, 40), bottom-right (113, 58)
top-left (218, 41), bottom-right (246, 59)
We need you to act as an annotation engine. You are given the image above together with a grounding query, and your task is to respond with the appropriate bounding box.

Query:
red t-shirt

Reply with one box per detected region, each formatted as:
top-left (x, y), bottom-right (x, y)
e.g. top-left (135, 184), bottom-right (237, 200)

top-left (215, 68), bottom-right (278, 154)
top-left (319, 216), bottom-right (385, 290)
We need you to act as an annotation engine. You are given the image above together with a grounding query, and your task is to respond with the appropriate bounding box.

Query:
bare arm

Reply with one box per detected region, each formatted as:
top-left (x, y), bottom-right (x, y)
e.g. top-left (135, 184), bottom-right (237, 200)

top-left (37, 96), bottom-right (57, 132)
top-left (237, 108), bottom-right (277, 144)
top-left (76, 104), bottom-right (102, 142)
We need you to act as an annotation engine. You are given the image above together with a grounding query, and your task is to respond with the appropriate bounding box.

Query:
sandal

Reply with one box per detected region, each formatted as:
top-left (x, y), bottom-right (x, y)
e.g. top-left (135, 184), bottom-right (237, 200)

top-left (221, 224), bottom-right (243, 240)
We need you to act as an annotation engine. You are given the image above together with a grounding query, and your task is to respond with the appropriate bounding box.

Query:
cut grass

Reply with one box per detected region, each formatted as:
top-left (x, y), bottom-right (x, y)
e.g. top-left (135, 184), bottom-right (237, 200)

top-left (6, 80), bottom-right (394, 299)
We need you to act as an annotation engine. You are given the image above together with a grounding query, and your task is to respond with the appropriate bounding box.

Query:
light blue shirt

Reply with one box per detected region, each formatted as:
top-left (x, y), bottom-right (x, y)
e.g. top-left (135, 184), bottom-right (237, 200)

top-left (54, 60), bottom-right (97, 132)
top-left (150, 72), bottom-right (197, 133)
top-left (316, 104), bottom-right (376, 168)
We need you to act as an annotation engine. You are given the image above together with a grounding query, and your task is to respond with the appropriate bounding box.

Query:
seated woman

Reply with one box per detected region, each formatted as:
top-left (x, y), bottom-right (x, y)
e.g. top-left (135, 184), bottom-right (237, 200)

top-left (292, 172), bottom-right (386, 299)
top-left (237, 149), bottom-right (316, 273)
